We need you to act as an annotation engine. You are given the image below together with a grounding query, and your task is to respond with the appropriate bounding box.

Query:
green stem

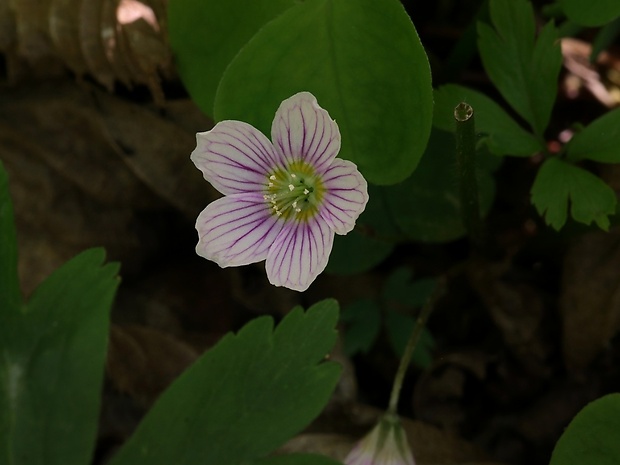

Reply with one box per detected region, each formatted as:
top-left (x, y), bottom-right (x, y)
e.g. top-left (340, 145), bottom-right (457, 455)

top-left (387, 278), bottom-right (445, 415)
top-left (454, 102), bottom-right (484, 250)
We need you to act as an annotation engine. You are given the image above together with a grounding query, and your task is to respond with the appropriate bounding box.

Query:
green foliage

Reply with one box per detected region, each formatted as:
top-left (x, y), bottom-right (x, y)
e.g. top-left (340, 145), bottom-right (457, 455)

top-left (214, 0), bottom-right (433, 185)
top-left (382, 270), bottom-right (436, 369)
top-left (108, 300), bottom-right (342, 465)
top-left (383, 129), bottom-right (497, 243)
top-left (1, 162), bottom-right (120, 465)
top-left (550, 393), bottom-right (620, 465)
top-left (591, 18), bottom-right (620, 60)
top-left (531, 158), bottom-right (617, 230)
top-left (559, 0), bottom-right (620, 26)
top-left (385, 312), bottom-right (435, 370)
top-left (567, 107), bottom-right (620, 163)
top-left (0, 161), bottom-right (20, 315)
top-left (0, 251), bottom-right (120, 465)
top-left (341, 269), bottom-right (436, 369)
top-left (478, 0), bottom-right (562, 136)
top-left (168, 0), bottom-right (296, 116)
top-left (433, 84), bottom-right (543, 157)
top-left (341, 299), bottom-right (382, 356)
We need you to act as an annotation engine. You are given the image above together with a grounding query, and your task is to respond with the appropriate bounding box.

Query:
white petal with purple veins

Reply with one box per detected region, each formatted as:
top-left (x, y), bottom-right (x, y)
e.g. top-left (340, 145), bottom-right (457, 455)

top-left (191, 121), bottom-right (283, 195)
top-left (265, 217), bottom-right (334, 292)
top-left (196, 193), bottom-right (284, 267)
top-left (320, 159), bottom-right (369, 235)
top-left (271, 92), bottom-right (341, 173)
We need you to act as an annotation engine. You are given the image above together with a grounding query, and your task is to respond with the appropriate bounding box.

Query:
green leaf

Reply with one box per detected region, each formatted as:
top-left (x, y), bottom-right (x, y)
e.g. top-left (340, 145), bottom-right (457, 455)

top-left (383, 129), bottom-right (496, 243)
top-left (591, 17), bottom-right (620, 60)
top-left (168, 0), bottom-right (296, 116)
top-left (477, 0), bottom-right (562, 136)
top-left (341, 299), bottom-right (381, 356)
top-left (326, 186), bottom-right (397, 275)
top-left (253, 453), bottom-right (343, 465)
top-left (385, 312), bottom-right (435, 370)
top-left (559, 0), bottom-right (620, 26)
top-left (108, 300), bottom-right (342, 465)
top-left (567, 107), bottom-right (620, 163)
top-left (214, 0), bottom-right (434, 185)
top-left (0, 248), bottom-right (120, 465)
top-left (0, 161), bottom-right (20, 316)
top-left (550, 393), bottom-right (620, 465)
top-left (433, 84), bottom-right (543, 157)
top-left (531, 158), bottom-right (617, 230)
top-left (382, 269), bottom-right (437, 310)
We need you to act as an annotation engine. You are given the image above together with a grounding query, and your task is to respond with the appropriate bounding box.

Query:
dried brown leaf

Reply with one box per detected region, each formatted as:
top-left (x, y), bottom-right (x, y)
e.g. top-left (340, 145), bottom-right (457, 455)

top-left (469, 259), bottom-right (551, 376)
top-left (49, 0), bottom-right (88, 75)
top-left (0, 0), bottom-right (16, 51)
top-left (79, 0), bottom-right (116, 90)
top-left (0, 121), bottom-right (160, 293)
top-left (14, 0), bottom-right (54, 62)
top-left (560, 229), bottom-right (620, 373)
top-left (100, 0), bottom-right (133, 86)
top-left (0, 82), bottom-right (163, 208)
top-left (93, 88), bottom-right (214, 217)
top-left (107, 324), bottom-right (198, 405)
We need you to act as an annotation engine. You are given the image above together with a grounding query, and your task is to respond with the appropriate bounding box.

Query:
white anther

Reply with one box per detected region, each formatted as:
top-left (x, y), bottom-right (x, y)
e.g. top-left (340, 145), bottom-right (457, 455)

top-left (291, 173), bottom-right (297, 179)
top-left (292, 201), bottom-right (297, 208)
top-left (288, 184), bottom-right (294, 191)
top-left (270, 175), bottom-right (276, 180)
top-left (295, 208), bottom-right (301, 213)
top-left (276, 210), bottom-right (282, 216)
top-left (268, 182), bottom-right (274, 188)
top-left (303, 189), bottom-right (310, 195)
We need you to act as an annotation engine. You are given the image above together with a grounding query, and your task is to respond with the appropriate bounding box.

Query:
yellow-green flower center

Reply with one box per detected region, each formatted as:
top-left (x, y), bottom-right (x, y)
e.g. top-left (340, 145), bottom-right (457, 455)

top-left (264, 160), bottom-right (325, 221)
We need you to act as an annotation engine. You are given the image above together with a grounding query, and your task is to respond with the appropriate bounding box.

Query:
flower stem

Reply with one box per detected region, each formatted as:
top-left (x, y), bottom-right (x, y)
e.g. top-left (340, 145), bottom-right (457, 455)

top-left (387, 278), bottom-right (446, 415)
top-left (454, 102), bottom-right (484, 250)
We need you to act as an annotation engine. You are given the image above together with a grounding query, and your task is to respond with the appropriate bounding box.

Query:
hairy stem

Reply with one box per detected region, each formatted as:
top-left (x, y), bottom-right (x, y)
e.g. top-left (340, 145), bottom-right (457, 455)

top-left (454, 102), bottom-right (484, 250)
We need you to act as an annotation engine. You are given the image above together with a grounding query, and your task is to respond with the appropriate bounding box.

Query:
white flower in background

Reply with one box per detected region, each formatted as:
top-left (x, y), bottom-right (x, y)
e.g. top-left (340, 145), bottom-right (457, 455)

top-left (191, 91), bottom-right (368, 292)
top-left (344, 414), bottom-right (416, 465)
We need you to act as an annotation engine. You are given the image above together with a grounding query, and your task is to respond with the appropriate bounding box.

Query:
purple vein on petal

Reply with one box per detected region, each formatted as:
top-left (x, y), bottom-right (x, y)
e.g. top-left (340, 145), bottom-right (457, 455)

top-left (197, 194), bottom-right (283, 267)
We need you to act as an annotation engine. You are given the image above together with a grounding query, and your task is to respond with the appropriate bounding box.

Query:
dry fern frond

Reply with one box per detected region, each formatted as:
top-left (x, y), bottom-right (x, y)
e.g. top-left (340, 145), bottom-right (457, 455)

top-left (1, 0), bottom-right (172, 103)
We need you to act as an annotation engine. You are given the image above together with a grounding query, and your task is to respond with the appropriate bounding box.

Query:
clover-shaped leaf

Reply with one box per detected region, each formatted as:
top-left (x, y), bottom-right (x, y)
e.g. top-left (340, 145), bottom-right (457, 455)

top-left (478, 0), bottom-right (562, 136)
top-left (531, 158), bottom-right (616, 230)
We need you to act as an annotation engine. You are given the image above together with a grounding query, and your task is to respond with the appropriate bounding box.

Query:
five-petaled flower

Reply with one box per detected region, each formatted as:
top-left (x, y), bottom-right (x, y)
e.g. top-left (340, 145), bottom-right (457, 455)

top-left (344, 414), bottom-right (416, 465)
top-left (191, 91), bottom-right (369, 292)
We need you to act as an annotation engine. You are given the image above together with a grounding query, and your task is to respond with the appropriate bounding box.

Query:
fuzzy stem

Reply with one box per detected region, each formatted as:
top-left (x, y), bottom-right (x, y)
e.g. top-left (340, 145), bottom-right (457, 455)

top-left (387, 279), bottom-right (445, 415)
top-left (454, 102), bottom-right (484, 250)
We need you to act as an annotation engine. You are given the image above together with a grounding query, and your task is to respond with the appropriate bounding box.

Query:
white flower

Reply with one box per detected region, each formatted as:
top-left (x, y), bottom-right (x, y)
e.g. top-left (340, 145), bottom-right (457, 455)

top-left (191, 91), bottom-right (368, 291)
top-left (344, 414), bottom-right (416, 465)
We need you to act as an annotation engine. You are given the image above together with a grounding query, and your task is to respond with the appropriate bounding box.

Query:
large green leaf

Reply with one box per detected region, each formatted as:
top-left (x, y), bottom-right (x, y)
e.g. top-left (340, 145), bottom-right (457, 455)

top-left (550, 394), bottom-right (620, 465)
top-left (531, 158), bottom-right (616, 230)
top-left (433, 84), bottom-right (543, 157)
top-left (477, 0), bottom-right (562, 136)
top-left (0, 161), bottom-right (20, 315)
top-left (559, 0), bottom-right (620, 26)
top-left (108, 300), bottom-right (342, 465)
top-left (214, 0), bottom-right (433, 185)
top-left (567, 107), bottom-right (620, 163)
top-left (0, 249), bottom-right (120, 465)
top-left (383, 129), bottom-right (497, 243)
top-left (168, 0), bottom-right (296, 116)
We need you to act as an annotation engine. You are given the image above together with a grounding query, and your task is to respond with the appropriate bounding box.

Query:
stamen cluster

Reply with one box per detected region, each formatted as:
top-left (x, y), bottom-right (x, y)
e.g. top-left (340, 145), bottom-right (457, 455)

top-left (263, 163), bottom-right (323, 220)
